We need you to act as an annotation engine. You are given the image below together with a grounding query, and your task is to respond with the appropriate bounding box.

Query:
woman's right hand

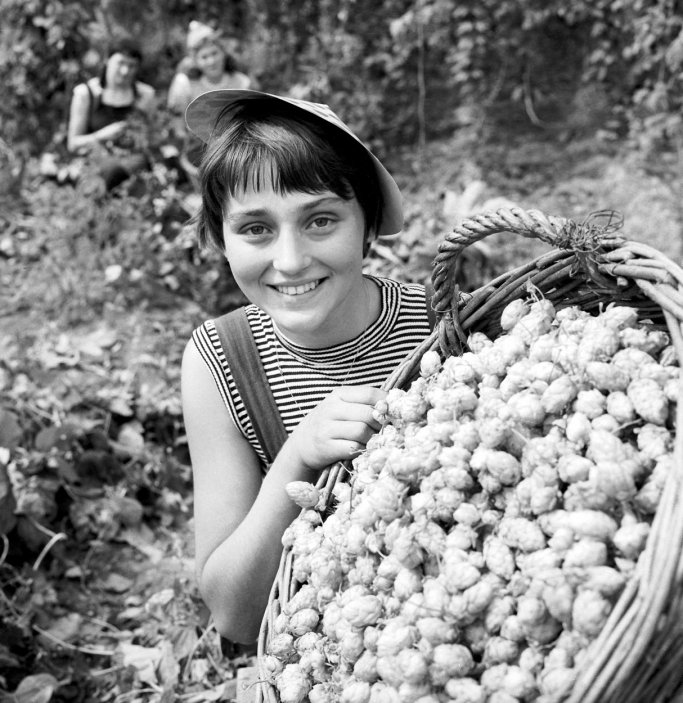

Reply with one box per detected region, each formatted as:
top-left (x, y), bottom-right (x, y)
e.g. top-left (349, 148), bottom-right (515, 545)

top-left (283, 385), bottom-right (386, 472)
top-left (97, 121), bottom-right (127, 142)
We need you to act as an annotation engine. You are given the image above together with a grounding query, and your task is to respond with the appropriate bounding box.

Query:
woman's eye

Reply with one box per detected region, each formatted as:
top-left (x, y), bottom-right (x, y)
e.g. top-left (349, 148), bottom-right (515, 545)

top-left (310, 216), bottom-right (333, 229)
top-left (243, 224), bottom-right (268, 236)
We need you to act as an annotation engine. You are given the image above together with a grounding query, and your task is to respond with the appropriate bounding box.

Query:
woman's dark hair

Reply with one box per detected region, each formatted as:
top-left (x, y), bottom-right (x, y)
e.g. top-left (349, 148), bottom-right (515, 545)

top-left (99, 38), bottom-right (143, 88)
top-left (195, 99), bottom-right (383, 254)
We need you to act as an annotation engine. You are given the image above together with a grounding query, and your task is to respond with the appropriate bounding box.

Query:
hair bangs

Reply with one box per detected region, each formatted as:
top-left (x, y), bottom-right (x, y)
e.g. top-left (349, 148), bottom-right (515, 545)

top-left (218, 125), bottom-right (355, 205)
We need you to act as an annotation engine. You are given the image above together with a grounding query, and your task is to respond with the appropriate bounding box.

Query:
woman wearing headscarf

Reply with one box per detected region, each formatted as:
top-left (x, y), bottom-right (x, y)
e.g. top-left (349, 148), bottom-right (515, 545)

top-left (167, 21), bottom-right (254, 115)
top-left (167, 22), bottom-right (255, 182)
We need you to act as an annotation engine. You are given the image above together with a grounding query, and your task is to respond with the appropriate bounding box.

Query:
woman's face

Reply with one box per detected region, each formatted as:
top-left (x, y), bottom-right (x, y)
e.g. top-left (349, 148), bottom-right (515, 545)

top-left (222, 179), bottom-right (370, 348)
top-left (195, 43), bottom-right (225, 80)
top-left (105, 53), bottom-right (139, 88)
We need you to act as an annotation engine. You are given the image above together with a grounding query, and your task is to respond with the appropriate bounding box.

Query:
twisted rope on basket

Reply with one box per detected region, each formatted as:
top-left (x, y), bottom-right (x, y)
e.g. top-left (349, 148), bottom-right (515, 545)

top-left (430, 207), bottom-right (632, 356)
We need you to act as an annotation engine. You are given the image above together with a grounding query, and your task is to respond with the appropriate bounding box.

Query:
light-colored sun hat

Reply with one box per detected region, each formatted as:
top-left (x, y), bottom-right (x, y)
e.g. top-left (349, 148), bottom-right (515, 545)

top-left (186, 20), bottom-right (220, 52)
top-left (184, 89), bottom-right (404, 238)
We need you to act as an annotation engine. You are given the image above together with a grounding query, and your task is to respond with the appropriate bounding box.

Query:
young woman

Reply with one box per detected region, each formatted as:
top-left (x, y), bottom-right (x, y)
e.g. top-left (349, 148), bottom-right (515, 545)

top-left (67, 38), bottom-right (156, 190)
top-left (181, 89), bottom-right (432, 644)
top-left (167, 22), bottom-right (254, 115)
top-left (167, 22), bottom-right (255, 181)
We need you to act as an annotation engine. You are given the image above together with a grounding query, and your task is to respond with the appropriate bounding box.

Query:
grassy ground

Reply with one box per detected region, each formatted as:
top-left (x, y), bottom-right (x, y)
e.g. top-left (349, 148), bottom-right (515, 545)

top-left (1, 125), bottom-right (681, 701)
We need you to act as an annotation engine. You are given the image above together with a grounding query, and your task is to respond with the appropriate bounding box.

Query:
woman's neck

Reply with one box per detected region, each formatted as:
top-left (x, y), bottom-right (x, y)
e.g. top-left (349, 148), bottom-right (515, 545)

top-left (202, 72), bottom-right (226, 85)
top-left (272, 275), bottom-right (381, 350)
top-left (101, 82), bottom-right (135, 105)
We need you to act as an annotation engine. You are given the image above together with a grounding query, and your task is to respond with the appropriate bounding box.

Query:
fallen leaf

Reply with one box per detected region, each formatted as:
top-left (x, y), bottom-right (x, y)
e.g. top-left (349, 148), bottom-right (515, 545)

top-left (119, 525), bottom-right (164, 563)
top-left (0, 462), bottom-right (17, 535)
top-left (64, 565), bottom-right (84, 579)
top-left (10, 673), bottom-right (59, 703)
top-left (146, 588), bottom-right (175, 612)
top-left (107, 397), bottom-right (135, 417)
top-left (116, 423), bottom-right (145, 452)
top-left (113, 495), bottom-right (144, 527)
top-left (0, 408), bottom-right (22, 450)
top-left (34, 423), bottom-right (80, 452)
top-left (116, 642), bottom-right (161, 686)
top-left (157, 639), bottom-right (180, 687)
top-left (99, 573), bottom-right (134, 593)
top-left (116, 605), bottom-right (145, 624)
top-left (0, 642), bottom-right (21, 669)
top-left (38, 348), bottom-right (79, 369)
top-left (78, 327), bottom-right (118, 356)
top-left (105, 264), bottom-right (123, 282)
top-left (171, 624), bottom-right (199, 662)
top-left (38, 612), bottom-right (82, 650)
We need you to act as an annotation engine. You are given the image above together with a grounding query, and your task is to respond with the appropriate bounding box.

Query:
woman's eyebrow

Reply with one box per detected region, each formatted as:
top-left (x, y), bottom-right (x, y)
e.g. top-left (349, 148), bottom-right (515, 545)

top-left (225, 208), bottom-right (269, 223)
top-left (225, 196), bottom-right (345, 223)
top-left (300, 196), bottom-right (345, 211)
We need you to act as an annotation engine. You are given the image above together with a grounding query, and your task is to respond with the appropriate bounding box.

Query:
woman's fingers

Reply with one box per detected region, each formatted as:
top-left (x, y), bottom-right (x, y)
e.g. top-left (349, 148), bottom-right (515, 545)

top-left (287, 385), bottom-right (388, 470)
top-left (330, 419), bottom-right (381, 446)
top-left (331, 385), bottom-right (386, 405)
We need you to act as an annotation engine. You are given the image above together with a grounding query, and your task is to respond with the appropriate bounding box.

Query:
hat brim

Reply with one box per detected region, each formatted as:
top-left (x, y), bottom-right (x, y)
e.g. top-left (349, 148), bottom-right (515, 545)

top-left (185, 89), bottom-right (403, 239)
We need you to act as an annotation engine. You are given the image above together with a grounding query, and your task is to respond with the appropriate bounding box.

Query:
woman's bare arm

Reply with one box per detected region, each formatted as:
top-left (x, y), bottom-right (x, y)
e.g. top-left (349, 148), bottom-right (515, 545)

top-left (182, 340), bottom-right (316, 643)
top-left (182, 339), bottom-right (385, 643)
top-left (67, 83), bottom-right (126, 152)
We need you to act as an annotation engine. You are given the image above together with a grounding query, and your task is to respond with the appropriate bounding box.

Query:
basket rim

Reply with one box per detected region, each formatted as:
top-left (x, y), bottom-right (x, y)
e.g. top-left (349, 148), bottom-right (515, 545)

top-left (257, 207), bottom-right (683, 703)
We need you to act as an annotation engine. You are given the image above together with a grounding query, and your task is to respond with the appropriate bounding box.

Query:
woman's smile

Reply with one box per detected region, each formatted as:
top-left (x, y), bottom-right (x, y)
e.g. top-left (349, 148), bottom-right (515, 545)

top-left (271, 278), bottom-right (324, 296)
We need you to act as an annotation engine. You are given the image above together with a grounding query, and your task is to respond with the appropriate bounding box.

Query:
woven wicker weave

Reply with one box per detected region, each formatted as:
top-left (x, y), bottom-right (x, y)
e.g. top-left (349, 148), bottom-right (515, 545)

top-left (254, 207), bottom-right (683, 703)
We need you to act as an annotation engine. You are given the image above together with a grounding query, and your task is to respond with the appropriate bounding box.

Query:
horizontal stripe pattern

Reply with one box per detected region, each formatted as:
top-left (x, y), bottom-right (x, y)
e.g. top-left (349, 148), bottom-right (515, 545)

top-left (192, 275), bottom-right (431, 465)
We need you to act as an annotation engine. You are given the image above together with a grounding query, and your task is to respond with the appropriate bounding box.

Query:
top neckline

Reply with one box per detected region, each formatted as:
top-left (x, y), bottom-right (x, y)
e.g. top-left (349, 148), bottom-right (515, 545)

top-left (262, 275), bottom-right (399, 366)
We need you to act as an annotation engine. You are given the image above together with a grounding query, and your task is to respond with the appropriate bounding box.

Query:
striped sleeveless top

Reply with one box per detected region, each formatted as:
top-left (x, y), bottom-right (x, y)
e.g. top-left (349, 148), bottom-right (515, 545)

top-left (191, 275), bottom-right (432, 466)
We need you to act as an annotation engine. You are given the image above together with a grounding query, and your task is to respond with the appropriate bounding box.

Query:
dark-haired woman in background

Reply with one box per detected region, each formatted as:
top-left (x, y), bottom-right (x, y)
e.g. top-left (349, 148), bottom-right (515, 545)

top-left (67, 38), bottom-right (156, 191)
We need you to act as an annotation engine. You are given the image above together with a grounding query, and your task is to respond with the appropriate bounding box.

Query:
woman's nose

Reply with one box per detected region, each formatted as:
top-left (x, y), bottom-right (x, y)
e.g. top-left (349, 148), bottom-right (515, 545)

top-left (272, 230), bottom-right (311, 273)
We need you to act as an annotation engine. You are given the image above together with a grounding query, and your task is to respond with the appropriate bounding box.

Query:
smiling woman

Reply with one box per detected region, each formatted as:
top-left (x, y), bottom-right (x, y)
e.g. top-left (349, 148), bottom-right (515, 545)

top-left (166, 22), bottom-right (255, 183)
top-left (222, 186), bottom-right (369, 348)
top-left (180, 90), bottom-right (433, 645)
top-left (66, 38), bottom-right (156, 191)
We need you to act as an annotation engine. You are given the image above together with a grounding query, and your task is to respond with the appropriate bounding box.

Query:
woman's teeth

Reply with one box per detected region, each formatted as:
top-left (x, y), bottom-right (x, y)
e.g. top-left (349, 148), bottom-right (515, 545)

top-left (276, 280), bottom-right (320, 296)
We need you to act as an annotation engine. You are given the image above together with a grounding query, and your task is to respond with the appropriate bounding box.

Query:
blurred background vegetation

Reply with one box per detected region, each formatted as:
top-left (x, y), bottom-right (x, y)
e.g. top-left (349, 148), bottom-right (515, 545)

top-left (2, 0), bottom-right (682, 156)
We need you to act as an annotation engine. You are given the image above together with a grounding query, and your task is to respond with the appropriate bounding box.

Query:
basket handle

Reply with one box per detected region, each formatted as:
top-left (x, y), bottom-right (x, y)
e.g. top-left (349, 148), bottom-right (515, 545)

top-left (432, 208), bottom-right (569, 313)
top-left (431, 207), bottom-right (625, 351)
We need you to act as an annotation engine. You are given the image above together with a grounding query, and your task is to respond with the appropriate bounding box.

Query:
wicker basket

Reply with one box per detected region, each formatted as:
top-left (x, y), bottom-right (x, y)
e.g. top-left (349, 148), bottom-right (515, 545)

top-left (254, 207), bottom-right (683, 703)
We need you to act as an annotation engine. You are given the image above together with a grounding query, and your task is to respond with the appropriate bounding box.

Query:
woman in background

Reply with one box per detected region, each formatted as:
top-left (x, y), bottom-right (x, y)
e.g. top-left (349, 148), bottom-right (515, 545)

top-left (167, 22), bottom-right (255, 182)
top-left (168, 21), bottom-right (254, 114)
top-left (67, 38), bottom-right (156, 191)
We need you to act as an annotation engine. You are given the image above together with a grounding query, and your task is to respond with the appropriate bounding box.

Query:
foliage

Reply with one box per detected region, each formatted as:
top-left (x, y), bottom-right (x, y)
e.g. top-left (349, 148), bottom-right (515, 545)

top-left (249, 0), bottom-right (682, 151)
top-left (0, 311), bottom-right (244, 699)
top-left (0, 135), bottom-right (254, 697)
top-left (4, 109), bottom-right (246, 326)
top-left (3, 0), bottom-right (683, 157)
top-left (0, 0), bottom-right (91, 150)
